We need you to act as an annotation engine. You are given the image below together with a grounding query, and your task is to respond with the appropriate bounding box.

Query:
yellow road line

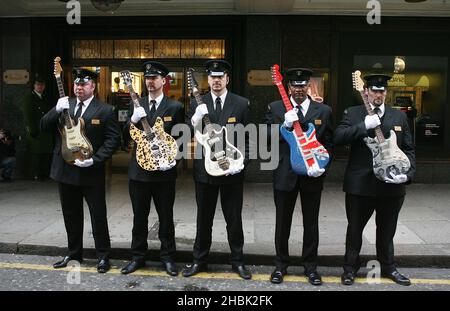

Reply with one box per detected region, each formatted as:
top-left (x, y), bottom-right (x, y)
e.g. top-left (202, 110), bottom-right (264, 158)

top-left (1, 262), bottom-right (450, 285)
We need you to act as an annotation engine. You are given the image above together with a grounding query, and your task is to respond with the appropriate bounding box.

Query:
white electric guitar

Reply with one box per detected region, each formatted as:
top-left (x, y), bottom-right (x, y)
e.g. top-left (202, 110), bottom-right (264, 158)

top-left (352, 70), bottom-right (411, 181)
top-left (54, 57), bottom-right (94, 164)
top-left (186, 68), bottom-right (244, 176)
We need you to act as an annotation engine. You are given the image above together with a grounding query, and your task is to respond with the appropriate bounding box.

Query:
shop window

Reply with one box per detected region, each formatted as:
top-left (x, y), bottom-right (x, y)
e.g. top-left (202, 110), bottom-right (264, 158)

top-left (353, 56), bottom-right (448, 155)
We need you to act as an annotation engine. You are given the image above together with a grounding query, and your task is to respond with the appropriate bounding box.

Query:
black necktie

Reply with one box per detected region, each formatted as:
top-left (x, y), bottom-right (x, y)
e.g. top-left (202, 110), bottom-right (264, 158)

top-left (149, 100), bottom-right (157, 119)
top-left (74, 102), bottom-right (83, 119)
top-left (215, 97), bottom-right (222, 119)
top-left (373, 107), bottom-right (381, 117)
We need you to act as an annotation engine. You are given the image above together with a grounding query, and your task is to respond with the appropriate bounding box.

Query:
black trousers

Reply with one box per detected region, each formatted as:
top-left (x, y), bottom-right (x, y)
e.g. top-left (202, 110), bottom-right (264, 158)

top-left (129, 179), bottom-right (176, 263)
top-left (193, 182), bottom-right (244, 266)
top-left (343, 193), bottom-right (404, 274)
top-left (58, 182), bottom-right (111, 260)
top-left (273, 183), bottom-right (322, 273)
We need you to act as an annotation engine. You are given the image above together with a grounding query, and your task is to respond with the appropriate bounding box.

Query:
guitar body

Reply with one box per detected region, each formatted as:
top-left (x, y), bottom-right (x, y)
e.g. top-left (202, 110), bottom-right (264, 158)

top-left (270, 64), bottom-right (329, 176)
top-left (129, 117), bottom-right (178, 171)
top-left (58, 117), bottom-right (94, 164)
top-left (364, 129), bottom-right (411, 181)
top-left (195, 126), bottom-right (244, 176)
top-left (53, 57), bottom-right (94, 165)
top-left (280, 122), bottom-right (330, 175)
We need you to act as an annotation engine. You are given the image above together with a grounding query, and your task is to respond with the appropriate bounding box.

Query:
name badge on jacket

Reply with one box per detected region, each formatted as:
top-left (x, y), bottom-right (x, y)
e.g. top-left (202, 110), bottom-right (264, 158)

top-left (314, 119), bottom-right (322, 125)
top-left (91, 119), bottom-right (100, 125)
top-left (227, 117), bottom-right (236, 123)
top-left (394, 126), bottom-right (402, 132)
top-left (164, 116), bottom-right (172, 122)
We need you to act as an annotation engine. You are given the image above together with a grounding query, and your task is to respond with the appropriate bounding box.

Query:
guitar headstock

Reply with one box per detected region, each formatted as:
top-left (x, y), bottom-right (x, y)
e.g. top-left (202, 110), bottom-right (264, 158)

top-left (186, 68), bottom-right (199, 93)
top-left (120, 70), bottom-right (132, 87)
top-left (54, 57), bottom-right (63, 78)
top-left (352, 70), bottom-right (365, 92)
top-left (270, 64), bottom-right (283, 86)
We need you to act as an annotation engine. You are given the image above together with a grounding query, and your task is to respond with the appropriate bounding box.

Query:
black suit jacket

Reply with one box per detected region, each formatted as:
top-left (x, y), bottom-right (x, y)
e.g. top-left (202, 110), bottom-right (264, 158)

top-left (186, 91), bottom-right (250, 185)
top-left (264, 99), bottom-right (334, 192)
top-left (123, 95), bottom-right (184, 182)
top-left (334, 105), bottom-right (416, 197)
top-left (40, 98), bottom-right (121, 186)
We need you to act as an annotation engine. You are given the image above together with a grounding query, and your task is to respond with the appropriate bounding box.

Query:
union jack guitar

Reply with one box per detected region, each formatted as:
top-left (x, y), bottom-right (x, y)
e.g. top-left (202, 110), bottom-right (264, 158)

top-left (270, 64), bottom-right (330, 175)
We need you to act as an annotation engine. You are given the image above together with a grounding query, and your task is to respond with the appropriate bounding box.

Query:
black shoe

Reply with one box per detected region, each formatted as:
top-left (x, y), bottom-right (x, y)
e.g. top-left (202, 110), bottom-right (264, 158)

top-left (121, 260), bottom-right (145, 275)
top-left (0, 177), bottom-right (12, 183)
top-left (305, 270), bottom-right (322, 286)
top-left (232, 265), bottom-right (252, 280)
top-left (270, 268), bottom-right (287, 284)
top-left (97, 259), bottom-right (110, 273)
top-left (163, 261), bottom-right (179, 276)
top-left (341, 272), bottom-right (356, 286)
top-left (182, 263), bottom-right (208, 277)
top-left (382, 270), bottom-right (411, 286)
top-left (53, 256), bottom-right (82, 269)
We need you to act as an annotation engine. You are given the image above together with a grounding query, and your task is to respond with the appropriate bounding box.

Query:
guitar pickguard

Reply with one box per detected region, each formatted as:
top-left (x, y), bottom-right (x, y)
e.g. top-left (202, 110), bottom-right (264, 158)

top-left (195, 126), bottom-right (244, 176)
top-left (130, 118), bottom-right (178, 171)
top-left (364, 129), bottom-right (411, 181)
top-left (58, 118), bottom-right (93, 164)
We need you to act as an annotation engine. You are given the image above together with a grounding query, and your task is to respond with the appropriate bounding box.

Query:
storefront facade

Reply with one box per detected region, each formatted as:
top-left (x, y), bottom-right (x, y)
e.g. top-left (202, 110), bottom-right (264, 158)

top-left (1, 14), bottom-right (450, 182)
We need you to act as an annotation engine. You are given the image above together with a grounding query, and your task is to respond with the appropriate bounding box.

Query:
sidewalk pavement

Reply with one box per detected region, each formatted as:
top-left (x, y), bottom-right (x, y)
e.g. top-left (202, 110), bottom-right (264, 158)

top-left (1, 172), bottom-right (450, 267)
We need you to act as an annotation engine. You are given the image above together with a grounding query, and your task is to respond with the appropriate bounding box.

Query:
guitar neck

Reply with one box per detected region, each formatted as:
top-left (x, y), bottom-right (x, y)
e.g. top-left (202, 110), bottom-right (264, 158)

top-left (126, 83), bottom-right (152, 134)
top-left (55, 75), bottom-right (72, 128)
top-left (359, 90), bottom-right (385, 143)
top-left (274, 82), bottom-right (304, 136)
top-left (192, 91), bottom-right (212, 127)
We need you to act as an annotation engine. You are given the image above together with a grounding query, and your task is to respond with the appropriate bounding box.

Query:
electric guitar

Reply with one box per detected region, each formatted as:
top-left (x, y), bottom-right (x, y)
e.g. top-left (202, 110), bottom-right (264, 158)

top-left (352, 70), bottom-right (411, 181)
top-left (120, 70), bottom-right (178, 171)
top-left (270, 64), bottom-right (330, 175)
top-left (54, 57), bottom-right (93, 164)
top-left (186, 68), bottom-right (244, 176)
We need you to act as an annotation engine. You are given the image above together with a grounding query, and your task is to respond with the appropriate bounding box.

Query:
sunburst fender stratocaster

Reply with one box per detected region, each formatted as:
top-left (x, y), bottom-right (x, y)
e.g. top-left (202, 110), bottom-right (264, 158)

top-left (270, 64), bottom-right (330, 175)
top-left (186, 68), bottom-right (244, 176)
top-left (54, 57), bottom-right (93, 164)
top-left (120, 70), bottom-right (177, 171)
top-left (352, 70), bottom-right (411, 181)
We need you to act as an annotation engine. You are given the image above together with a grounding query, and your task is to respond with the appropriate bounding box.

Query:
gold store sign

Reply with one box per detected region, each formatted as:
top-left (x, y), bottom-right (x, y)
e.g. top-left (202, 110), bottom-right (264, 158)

top-left (247, 70), bottom-right (272, 86)
top-left (3, 70), bottom-right (29, 85)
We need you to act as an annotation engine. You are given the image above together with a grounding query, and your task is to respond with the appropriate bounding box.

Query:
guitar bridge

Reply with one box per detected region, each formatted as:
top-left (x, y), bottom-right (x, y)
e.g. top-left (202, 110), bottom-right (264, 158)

top-left (217, 158), bottom-right (230, 170)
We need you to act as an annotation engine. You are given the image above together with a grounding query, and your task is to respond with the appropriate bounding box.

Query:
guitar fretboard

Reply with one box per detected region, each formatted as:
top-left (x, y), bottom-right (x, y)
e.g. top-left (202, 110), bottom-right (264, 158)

top-left (273, 81), bottom-right (304, 138)
top-left (192, 90), bottom-right (213, 130)
top-left (55, 75), bottom-right (72, 129)
top-left (125, 82), bottom-right (153, 135)
top-left (359, 90), bottom-right (385, 143)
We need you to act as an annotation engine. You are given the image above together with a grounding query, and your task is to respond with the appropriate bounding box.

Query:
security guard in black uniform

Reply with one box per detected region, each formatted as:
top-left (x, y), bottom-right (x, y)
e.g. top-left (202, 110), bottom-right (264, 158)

top-left (264, 68), bottom-right (333, 285)
top-left (183, 60), bottom-right (252, 280)
top-left (41, 68), bottom-right (121, 273)
top-left (120, 61), bottom-right (184, 276)
top-left (22, 74), bottom-right (53, 180)
top-left (334, 73), bottom-right (415, 286)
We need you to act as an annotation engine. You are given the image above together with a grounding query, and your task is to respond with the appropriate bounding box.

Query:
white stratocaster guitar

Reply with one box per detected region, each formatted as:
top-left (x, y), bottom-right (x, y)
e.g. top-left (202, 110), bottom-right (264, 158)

top-left (352, 70), bottom-right (411, 181)
top-left (54, 57), bottom-right (93, 164)
top-left (186, 68), bottom-right (244, 176)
